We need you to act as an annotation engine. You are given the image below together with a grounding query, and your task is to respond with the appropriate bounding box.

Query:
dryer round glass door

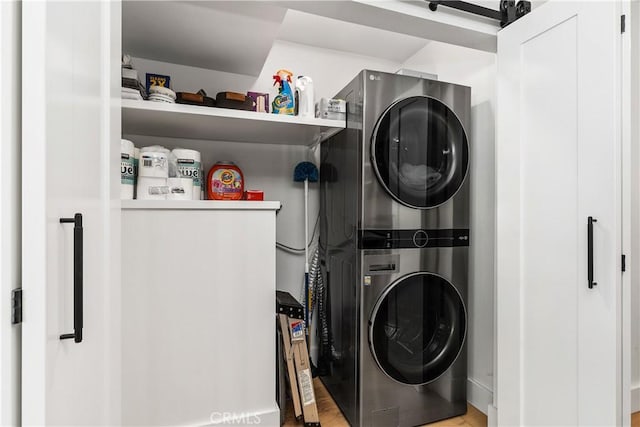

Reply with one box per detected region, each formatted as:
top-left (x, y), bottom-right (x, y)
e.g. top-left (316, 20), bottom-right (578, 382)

top-left (372, 96), bottom-right (469, 209)
top-left (369, 272), bottom-right (466, 386)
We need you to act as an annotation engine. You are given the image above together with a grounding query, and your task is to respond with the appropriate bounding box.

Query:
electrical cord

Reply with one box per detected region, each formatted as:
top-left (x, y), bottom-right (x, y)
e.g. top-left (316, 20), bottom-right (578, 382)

top-left (275, 213), bottom-right (320, 254)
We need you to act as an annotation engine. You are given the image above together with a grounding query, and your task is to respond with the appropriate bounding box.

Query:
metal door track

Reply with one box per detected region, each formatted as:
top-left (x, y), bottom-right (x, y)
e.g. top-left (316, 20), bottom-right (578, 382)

top-left (427, 0), bottom-right (532, 28)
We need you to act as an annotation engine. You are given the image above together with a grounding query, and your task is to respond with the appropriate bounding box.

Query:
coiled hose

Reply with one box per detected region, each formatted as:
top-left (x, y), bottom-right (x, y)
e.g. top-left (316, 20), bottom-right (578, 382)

top-left (303, 246), bottom-right (330, 370)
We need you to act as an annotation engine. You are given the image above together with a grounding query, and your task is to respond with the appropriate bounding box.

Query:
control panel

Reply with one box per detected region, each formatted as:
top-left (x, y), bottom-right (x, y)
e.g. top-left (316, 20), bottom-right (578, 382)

top-left (359, 229), bottom-right (470, 249)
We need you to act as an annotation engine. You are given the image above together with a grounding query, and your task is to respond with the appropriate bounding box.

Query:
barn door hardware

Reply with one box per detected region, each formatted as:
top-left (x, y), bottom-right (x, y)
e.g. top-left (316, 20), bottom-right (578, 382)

top-left (427, 1), bottom-right (531, 28)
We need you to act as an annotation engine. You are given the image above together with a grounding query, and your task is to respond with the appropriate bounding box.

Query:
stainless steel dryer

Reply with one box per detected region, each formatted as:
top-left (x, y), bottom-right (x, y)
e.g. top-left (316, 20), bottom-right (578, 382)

top-left (363, 71), bottom-right (470, 230)
top-left (318, 71), bottom-right (470, 426)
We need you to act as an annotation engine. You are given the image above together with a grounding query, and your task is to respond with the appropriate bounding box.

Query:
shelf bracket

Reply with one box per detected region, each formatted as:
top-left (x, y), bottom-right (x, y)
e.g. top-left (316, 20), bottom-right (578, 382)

top-left (427, 0), bottom-right (531, 28)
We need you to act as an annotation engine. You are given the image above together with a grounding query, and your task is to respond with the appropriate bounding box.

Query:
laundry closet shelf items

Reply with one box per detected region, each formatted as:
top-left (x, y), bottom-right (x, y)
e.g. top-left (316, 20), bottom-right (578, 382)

top-left (121, 99), bottom-right (345, 146)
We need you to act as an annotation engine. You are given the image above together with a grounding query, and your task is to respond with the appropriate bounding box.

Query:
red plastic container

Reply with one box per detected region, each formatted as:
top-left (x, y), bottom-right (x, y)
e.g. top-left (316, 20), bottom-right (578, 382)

top-left (245, 190), bottom-right (264, 201)
top-left (207, 161), bottom-right (244, 200)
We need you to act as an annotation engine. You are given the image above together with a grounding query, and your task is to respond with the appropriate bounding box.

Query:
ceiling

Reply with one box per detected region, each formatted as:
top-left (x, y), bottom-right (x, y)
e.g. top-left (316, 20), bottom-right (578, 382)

top-left (122, 1), bottom-right (434, 76)
top-left (276, 9), bottom-right (429, 63)
top-left (122, 1), bottom-right (287, 76)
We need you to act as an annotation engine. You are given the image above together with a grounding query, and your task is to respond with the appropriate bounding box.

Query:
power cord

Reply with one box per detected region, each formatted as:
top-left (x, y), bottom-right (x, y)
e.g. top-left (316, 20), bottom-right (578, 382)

top-left (276, 213), bottom-right (320, 255)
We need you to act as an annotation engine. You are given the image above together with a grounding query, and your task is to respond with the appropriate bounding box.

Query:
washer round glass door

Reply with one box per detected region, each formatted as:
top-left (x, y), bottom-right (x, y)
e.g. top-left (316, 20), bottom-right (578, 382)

top-left (372, 96), bottom-right (469, 209)
top-left (369, 272), bottom-right (466, 385)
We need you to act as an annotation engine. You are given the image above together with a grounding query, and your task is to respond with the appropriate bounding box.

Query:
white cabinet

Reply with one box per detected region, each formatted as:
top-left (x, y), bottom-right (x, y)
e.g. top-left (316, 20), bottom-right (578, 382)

top-left (121, 201), bottom-right (280, 426)
top-left (496, 2), bottom-right (628, 425)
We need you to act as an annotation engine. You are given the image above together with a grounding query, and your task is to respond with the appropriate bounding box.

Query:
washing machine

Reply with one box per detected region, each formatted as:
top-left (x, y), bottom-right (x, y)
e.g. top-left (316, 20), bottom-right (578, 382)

top-left (318, 70), bottom-right (470, 426)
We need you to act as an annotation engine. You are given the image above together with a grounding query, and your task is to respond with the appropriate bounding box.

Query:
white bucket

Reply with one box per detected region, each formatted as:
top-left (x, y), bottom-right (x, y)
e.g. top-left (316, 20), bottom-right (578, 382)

top-left (121, 139), bottom-right (135, 200)
top-left (172, 148), bottom-right (202, 200)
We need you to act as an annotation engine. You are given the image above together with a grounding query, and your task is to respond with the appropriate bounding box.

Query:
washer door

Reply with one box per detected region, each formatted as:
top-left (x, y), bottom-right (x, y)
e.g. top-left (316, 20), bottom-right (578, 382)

top-left (369, 272), bottom-right (466, 386)
top-left (372, 96), bottom-right (469, 209)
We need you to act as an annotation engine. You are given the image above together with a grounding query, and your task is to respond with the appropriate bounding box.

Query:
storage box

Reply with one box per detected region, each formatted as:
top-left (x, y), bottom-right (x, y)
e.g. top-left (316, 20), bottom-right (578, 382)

top-left (247, 91), bottom-right (270, 113)
top-left (316, 98), bottom-right (346, 121)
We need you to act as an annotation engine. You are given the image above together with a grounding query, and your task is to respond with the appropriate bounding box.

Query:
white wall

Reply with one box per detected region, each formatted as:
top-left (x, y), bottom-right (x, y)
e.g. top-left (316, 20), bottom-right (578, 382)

top-left (402, 41), bottom-right (497, 414)
top-left (0, 1), bottom-right (21, 425)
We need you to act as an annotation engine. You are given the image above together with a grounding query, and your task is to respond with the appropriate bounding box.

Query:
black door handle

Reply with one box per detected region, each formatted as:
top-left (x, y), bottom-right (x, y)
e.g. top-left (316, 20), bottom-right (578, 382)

top-left (60, 213), bottom-right (83, 343)
top-left (588, 216), bottom-right (597, 289)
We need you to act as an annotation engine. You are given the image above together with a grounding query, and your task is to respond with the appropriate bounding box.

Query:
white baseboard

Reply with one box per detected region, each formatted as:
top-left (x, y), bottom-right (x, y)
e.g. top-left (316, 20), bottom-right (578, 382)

top-left (632, 384), bottom-right (640, 413)
top-left (467, 377), bottom-right (493, 416)
top-left (487, 404), bottom-right (498, 427)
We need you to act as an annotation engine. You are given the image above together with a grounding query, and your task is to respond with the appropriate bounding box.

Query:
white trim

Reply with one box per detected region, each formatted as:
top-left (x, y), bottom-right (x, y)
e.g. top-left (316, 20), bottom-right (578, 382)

top-left (467, 378), bottom-right (493, 416)
top-left (487, 404), bottom-right (498, 427)
top-left (20, 0), bottom-right (48, 424)
top-left (0, 1), bottom-right (21, 425)
top-left (632, 385), bottom-right (640, 413)
top-left (620, 0), bottom-right (633, 425)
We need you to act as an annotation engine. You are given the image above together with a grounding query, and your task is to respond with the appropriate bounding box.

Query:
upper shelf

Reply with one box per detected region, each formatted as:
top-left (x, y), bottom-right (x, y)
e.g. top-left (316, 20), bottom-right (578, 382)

top-left (121, 100), bottom-right (345, 146)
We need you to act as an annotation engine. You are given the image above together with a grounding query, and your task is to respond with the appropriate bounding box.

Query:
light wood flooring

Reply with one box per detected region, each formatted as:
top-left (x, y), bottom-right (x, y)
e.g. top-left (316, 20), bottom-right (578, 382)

top-left (283, 378), bottom-right (486, 427)
top-left (284, 378), bottom-right (640, 427)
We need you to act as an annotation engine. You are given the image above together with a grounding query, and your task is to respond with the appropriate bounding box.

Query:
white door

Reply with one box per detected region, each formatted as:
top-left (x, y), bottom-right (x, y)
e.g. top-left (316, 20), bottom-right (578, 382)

top-left (496, 1), bottom-right (627, 426)
top-left (21, 1), bottom-right (121, 425)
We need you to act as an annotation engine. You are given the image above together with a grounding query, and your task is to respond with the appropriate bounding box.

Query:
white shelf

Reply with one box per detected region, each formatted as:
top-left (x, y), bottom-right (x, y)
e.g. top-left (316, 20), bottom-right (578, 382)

top-left (121, 100), bottom-right (345, 146)
top-left (121, 200), bottom-right (281, 211)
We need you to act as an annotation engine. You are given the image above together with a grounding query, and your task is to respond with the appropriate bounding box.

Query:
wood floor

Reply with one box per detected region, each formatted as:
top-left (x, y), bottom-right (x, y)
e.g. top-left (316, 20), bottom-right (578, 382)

top-left (283, 378), bottom-right (486, 427)
top-left (284, 378), bottom-right (640, 427)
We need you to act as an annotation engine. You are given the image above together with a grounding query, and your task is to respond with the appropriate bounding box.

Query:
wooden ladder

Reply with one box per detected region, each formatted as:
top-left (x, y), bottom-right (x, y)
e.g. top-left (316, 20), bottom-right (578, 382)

top-left (278, 313), bottom-right (321, 426)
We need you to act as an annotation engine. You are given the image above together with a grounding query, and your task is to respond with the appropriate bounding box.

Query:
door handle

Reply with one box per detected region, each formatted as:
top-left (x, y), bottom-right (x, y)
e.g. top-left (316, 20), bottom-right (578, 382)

top-left (60, 213), bottom-right (83, 343)
top-left (588, 216), bottom-right (597, 289)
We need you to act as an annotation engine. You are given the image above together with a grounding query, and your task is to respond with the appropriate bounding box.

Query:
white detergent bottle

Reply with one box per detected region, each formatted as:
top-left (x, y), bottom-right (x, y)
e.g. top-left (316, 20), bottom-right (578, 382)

top-left (295, 76), bottom-right (314, 118)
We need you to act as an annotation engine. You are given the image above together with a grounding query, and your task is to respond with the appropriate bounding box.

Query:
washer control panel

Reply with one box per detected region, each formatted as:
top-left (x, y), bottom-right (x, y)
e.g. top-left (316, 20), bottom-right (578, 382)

top-left (359, 229), bottom-right (470, 249)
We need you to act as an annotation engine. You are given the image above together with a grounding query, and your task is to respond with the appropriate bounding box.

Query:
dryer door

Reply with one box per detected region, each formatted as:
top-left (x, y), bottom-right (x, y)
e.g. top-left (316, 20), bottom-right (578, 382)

top-left (372, 96), bottom-right (469, 209)
top-left (369, 272), bottom-right (466, 386)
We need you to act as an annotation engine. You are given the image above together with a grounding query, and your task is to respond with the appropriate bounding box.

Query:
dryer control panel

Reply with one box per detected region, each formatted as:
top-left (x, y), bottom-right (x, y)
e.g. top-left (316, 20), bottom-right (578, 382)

top-left (359, 229), bottom-right (470, 249)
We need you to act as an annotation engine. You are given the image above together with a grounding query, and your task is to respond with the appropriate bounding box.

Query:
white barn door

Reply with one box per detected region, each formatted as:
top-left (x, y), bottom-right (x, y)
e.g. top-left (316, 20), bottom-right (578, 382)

top-left (496, 1), bottom-right (627, 425)
top-left (21, 1), bottom-right (121, 425)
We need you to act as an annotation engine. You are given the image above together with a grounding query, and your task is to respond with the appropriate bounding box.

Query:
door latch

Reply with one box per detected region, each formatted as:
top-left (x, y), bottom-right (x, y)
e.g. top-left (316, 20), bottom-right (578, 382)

top-left (11, 288), bottom-right (22, 325)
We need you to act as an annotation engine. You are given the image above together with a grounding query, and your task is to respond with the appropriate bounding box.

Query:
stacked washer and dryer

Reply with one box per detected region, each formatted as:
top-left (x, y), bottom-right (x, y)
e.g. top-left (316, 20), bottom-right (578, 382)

top-left (319, 71), bottom-right (470, 427)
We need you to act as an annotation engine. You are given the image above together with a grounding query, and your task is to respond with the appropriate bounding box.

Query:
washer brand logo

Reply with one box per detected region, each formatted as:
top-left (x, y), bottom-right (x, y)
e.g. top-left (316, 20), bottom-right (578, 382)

top-left (369, 74), bottom-right (381, 81)
top-left (209, 412), bottom-right (262, 425)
